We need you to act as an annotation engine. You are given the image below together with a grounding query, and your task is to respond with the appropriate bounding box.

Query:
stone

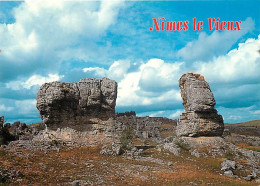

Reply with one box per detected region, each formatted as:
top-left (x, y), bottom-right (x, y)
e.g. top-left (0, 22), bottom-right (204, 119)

top-left (243, 173), bottom-right (256, 181)
top-left (224, 170), bottom-right (236, 178)
top-left (163, 142), bottom-right (180, 156)
top-left (176, 73), bottom-right (224, 137)
top-left (221, 160), bottom-right (236, 171)
top-left (72, 180), bottom-right (80, 186)
top-left (100, 143), bottom-right (122, 156)
top-left (222, 129), bottom-right (231, 137)
top-left (0, 116), bottom-right (4, 145)
top-left (111, 142), bottom-right (123, 156)
top-left (167, 162), bottom-right (173, 166)
top-left (36, 78), bottom-right (117, 131)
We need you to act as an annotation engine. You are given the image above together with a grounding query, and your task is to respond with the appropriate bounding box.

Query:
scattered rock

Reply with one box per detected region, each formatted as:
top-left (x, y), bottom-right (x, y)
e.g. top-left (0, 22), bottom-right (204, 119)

top-left (189, 182), bottom-right (198, 186)
top-left (176, 73), bottom-right (224, 137)
top-left (0, 116), bottom-right (15, 145)
top-left (100, 142), bottom-right (122, 156)
top-left (163, 142), bottom-right (180, 156)
top-left (126, 146), bottom-right (143, 159)
top-left (224, 170), bottom-right (237, 178)
top-left (72, 180), bottom-right (80, 186)
top-left (221, 160), bottom-right (236, 171)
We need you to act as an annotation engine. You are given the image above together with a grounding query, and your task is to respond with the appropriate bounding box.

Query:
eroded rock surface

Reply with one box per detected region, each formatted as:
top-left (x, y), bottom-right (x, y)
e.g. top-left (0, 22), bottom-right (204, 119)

top-left (176, 73), bottom-right (224, 137)
top-left (0, 116), bottom-right (4, 145)
top-left (36, 78), bottom-right (117, 131)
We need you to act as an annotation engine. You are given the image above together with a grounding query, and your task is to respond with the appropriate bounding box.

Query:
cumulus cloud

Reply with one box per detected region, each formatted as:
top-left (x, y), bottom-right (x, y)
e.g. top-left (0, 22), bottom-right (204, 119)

top-left (82, 60), bottom-right (131, 82)
top-left (177, 17), bottom-right (255, 61)
top-left (195, 35), bottom-right (260, 83)
top-left (82, 58), bottom-right (184, 111)
top-left (137, 109), bottom-right (184, 120)
top-left (169, 110), bottom-right (183, 119)
top-left (6, 74), bottom-right (61, 90)
top-left (0, 104), bottom-right (13, 112)
top-left (79, 35), bottom-right (259, 122)
top-left (0, 0), bottom-right (125, 82)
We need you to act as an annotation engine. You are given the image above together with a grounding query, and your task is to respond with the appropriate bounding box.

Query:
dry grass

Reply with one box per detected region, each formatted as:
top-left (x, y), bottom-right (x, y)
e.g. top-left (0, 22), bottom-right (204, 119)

top-left (0, 145), bottom-right (257, 185)
top-left (226, 119), bottom-right (260, 127)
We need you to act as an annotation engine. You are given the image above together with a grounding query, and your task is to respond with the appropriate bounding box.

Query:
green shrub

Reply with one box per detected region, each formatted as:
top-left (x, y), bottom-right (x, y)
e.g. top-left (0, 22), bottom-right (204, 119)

top-left (175, 140), bottom-right (190, 151)
top-left (120, 126), bottom-right (134, 150)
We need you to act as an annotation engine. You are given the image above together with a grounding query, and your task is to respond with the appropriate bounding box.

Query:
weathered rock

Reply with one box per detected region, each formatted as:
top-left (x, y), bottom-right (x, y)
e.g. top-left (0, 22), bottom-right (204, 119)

top-left (163, 142), bottom-right (181, 156)
top-left (100, 142), bottom-right (123, 156)
top-left (176, 73), bottom-right (224, 137)
top-left (224, 170), bottom-right (237, 178)
top-left (222, 128), bottom-right (231, 137)
top-left (0, 116), bottom-right (15, 145)
top-left (36, 78), bottom-right (117, 131)
top-left (72, 180), bottom-right (80, 186)
top-left (221, 160), bottom-right (236, 171)
top-left (0, 116), bottom-right (4, 145)
top-left (126, 146), bottom-right (143, 159)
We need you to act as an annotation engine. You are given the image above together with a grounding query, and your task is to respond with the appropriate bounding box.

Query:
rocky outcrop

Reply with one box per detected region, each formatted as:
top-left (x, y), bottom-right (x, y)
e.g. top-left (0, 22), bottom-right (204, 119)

top-left (0, 116), bottom-right (3, 127)
top-left (36, 78), bottom-right (117, 131)
top-left (176, 73), bottom-right (224, 137)
top-left (0, 116), bottom-right (4, 145)
top-left (0, 116), bottom-right (15, 145)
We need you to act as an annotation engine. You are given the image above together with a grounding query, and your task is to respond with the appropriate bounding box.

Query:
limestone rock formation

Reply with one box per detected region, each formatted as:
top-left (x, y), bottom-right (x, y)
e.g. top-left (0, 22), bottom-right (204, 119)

top-left (0, 116), bottom-right (4, 144)
top-left (36, 78), bottom-right (117, 131)
top-left (176, 73), bottom-right (224, 137)
top-left (0, 116), bottom-right (15, 145)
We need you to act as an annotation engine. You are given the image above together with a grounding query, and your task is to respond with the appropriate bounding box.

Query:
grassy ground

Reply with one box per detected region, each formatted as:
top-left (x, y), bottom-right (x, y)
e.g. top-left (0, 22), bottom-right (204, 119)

top-left (0, 144), bottom-right (257, 185)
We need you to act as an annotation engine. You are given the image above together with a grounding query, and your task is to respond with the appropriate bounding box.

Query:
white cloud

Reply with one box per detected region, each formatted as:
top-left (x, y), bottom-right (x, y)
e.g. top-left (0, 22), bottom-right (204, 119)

top-left (177, 17), bottom-right (255, 61)
top-left (108, 60), bottom-right (130, 81)
top-left (0, 0), bottom-right (125, 82)
top-left (6, 74), bottom-right (62, 90)
top-left (82, 58), bottom-right (184, 108)
top-left (169, 110), bottom-right (183, 119)
top-left (0, 104), bottom-right (13, 112)
top-left (83, 67), bottom-right (107, 77)
top-left (138, 59), bottom-right (183, 92)
top-left (83, 60), bottom-right (131, 82)
top-left (116, 59), bottom-right (183, 107)
top-left (149, 111), bottom-right (165, 117)
top-left (15, 99), bottom-right (37, 116)
top-left (251, 110), bottom-right (260, 115)
top-left (196, 35), bottom-right (260, 83)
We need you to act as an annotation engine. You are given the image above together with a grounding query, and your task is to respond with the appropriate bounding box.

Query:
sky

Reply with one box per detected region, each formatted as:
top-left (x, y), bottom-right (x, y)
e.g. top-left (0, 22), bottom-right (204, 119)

top-left (0, 0), bottom-right (259, 124)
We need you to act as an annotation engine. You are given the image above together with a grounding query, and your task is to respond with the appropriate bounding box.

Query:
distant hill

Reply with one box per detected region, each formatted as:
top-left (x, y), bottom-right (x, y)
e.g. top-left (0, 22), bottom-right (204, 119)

top-left (225, 119), bottom-right (260, 136)
top-left (225, 119), bottom-right (260, 127)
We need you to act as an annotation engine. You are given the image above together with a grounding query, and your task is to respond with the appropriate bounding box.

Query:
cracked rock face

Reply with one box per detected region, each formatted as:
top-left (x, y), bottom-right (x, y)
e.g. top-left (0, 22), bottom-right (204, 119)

top-left (176, 73), bottom-right (224, 137)
top-left (36, 78), bottom-right (117, 131)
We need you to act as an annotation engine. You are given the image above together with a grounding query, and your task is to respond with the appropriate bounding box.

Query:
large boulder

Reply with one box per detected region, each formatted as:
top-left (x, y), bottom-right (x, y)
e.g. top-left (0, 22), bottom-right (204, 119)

top-left (176, 73), bottom-right (224, 137)
top-left (36, 78), bottom-right (117, 131)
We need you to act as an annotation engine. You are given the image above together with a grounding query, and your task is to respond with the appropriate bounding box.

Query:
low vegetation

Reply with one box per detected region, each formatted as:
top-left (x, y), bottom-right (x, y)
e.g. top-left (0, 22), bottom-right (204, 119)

top-left (0, 145), bottom-right (257, 185)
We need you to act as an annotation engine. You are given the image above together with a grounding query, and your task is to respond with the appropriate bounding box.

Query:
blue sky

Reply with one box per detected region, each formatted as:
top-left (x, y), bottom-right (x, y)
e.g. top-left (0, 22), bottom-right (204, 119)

top-left (0, 0), bottom-right (259, 124)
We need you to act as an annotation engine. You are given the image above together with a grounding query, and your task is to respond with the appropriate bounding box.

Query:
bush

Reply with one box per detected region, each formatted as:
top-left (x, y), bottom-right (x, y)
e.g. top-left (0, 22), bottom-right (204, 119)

top-left (175, 140), bottom-right (190, 151)
top-left (120, 126), bottom-right (134, 150)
